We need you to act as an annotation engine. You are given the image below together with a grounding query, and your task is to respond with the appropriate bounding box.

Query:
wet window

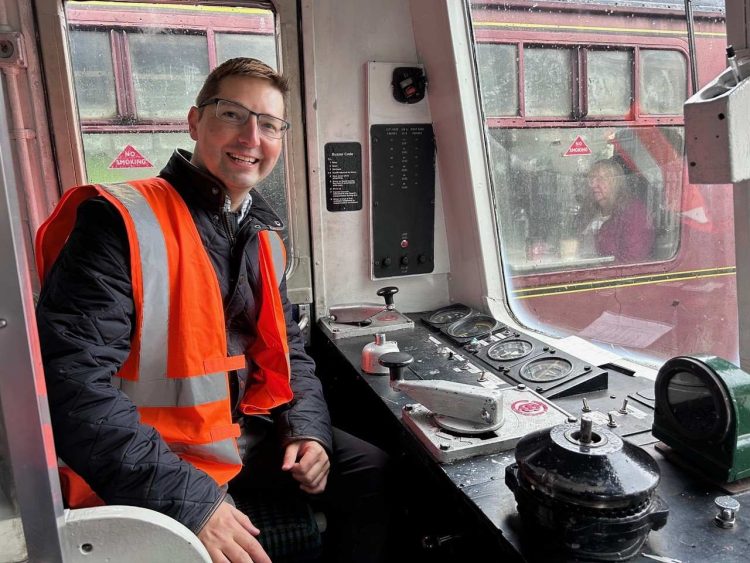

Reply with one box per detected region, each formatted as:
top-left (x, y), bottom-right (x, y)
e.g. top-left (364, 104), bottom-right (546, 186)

top-left (475, 43), bottom-right (518, 116)
top-left (524, 48), bottom-right (573, 117)
top-left (65, 1), bottom-right (288, 234)
top-left (470, 1), bottom-right (736, 364)
top-left (69, 30), bottom-right (117, 119)
top-left (216, 33), bottom-right (277, 68)
top-left (587, 49), bottom-right (632, 116)
top-left (128, 32), bottom-right (209, 119)
top-left (640, 49), bottom-right (687, 115)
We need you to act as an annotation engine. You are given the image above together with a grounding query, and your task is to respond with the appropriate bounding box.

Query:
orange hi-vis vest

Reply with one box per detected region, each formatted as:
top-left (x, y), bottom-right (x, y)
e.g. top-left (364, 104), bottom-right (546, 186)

top-left (36, 178), bottom-right (293, 507)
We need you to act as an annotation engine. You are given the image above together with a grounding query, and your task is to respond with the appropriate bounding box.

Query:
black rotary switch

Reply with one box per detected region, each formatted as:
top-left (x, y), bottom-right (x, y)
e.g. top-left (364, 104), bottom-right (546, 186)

top-left (378, 351), bottom-right (414, 383)
top-left (377, 286), bottom-right (399, 310)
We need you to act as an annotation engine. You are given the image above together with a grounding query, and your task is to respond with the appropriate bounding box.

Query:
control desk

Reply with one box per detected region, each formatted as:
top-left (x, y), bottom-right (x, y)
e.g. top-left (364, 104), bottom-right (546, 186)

top-left (317, 312), bottom-right (749, 562)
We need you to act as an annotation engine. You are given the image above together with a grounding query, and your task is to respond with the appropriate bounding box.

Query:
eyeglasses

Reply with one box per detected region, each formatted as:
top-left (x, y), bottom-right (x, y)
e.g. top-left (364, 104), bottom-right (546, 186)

top-left (197, 98), bottom-right (290, 139)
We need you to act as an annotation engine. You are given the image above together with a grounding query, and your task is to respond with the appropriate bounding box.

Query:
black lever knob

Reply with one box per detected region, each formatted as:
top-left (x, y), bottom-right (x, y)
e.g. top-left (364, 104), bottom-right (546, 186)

top-left (377, 286), bottom-right (399, 310)
top-left (378, 351), bottom-right (413, 382)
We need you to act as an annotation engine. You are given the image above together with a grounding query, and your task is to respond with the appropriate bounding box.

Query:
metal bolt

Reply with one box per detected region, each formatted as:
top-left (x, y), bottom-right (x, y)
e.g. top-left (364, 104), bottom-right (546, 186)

top-left (567, 416), bottom-right (578, 423)
top-left (517, 384), bottom-right (526, 390)
top-left (607, 412), bottom-right (618, 428)
top-left (581, 397), bottom-right (591, 413)
top-left (477, 371), bottom-right (488, 382)
top-left (439, 443), bottom-right (450, 451)
top-left (404, 404), bottom-right (414, 412)
top-left (0, 319), bottom-right (7, 328)
top-left (619, 399), bottom-right (629, 415)
top-left (0, 40), bottom-right (13, 59)
top-left (714, 496), bottom-right (740, 528)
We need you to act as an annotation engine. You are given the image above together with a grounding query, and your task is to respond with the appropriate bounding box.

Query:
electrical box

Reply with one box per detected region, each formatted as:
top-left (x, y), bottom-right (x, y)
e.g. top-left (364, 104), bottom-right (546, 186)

top-left (684, 66), bottom-right (750, 184)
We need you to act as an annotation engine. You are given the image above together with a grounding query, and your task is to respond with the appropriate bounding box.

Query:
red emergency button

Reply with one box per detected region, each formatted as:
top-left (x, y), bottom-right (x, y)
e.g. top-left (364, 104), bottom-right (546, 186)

top-left (400, 239), bottom-right (409, 248)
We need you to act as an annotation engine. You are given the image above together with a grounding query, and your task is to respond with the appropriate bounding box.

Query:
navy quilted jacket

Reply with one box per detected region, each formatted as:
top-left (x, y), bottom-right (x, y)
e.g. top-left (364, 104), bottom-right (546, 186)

top-left (36, 149), bottom-right (331, 533)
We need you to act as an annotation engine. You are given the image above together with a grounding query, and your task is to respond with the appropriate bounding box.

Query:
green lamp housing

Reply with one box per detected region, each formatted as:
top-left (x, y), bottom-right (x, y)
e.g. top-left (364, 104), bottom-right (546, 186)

top-left (653, 355), bottom-right (750, 483)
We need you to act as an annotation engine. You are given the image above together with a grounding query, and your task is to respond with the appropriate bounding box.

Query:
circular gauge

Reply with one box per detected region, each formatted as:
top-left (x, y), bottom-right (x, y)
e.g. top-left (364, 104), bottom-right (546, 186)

top-left (520, 357), bottom-right (572, 382)
top-left (427, 305), bottom-right (471, 326)
top-left (487, 339), bottom-right (533, 362)
top-left (445, 314), bottom-right (499, 340)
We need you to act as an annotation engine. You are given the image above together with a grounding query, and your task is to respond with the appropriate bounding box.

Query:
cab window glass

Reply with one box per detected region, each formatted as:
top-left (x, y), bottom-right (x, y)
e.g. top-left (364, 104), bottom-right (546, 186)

top-left (64, 1), bottom-right (288, 237)
top-left (470, 1), bottom-right (735, 365)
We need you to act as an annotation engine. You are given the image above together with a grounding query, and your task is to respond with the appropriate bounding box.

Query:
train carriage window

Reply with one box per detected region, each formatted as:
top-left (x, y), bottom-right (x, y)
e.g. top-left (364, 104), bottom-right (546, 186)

top-left (587, 49), bottom-right (633, 116)
top-left (640, 49), bottom-right (688, 115)
top-left (69, 30), bottom-right (117, 119)
top-left (524, 47), bottom-right (573, 117)
top-left (475, 43), bottom-right (518, 116)
top-left (216, 33), bottom-right (277, 69)
top-left (128, 32), bottom-right (209, 119)
top-left (470, 0), bottom-right (736, 364)
top-left (64, 1), bottom-right (288, 240)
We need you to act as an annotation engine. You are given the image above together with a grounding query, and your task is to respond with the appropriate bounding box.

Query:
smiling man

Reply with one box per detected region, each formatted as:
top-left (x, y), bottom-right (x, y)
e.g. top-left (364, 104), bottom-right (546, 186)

top-left (36, 58), bottom-right (389, 563)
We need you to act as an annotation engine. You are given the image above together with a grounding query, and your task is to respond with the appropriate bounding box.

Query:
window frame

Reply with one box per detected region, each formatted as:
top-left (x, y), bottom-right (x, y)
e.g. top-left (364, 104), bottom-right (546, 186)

top-left (474, 29), bottom-right (692, 282)
top-left (475, 30), bottom-right (689, 130)
top-left (34, 0), bottom-right (314, 303)
top-left (67, 5), bottom-right (276, 135)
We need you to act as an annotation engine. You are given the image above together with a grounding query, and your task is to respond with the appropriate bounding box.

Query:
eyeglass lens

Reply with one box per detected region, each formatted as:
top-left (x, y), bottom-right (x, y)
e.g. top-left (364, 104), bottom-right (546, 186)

top-left (214, 99), bottom-right (287, 138)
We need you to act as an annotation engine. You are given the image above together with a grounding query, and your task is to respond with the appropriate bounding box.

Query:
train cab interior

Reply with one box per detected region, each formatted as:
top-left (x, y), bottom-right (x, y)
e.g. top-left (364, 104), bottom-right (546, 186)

top-left (1, 0), bottom-right (750, 561)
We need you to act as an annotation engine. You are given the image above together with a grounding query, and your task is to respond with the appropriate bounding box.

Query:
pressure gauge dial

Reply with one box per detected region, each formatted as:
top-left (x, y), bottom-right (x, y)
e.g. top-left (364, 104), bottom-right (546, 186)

top-left (519, 357), bottom-right (573, 382)
top-left (444, 314), bottom-right (500, 340)
top-left (487, 339), bottom-right (533, 362)
top-left (427, 305), bottom-right (471, 326)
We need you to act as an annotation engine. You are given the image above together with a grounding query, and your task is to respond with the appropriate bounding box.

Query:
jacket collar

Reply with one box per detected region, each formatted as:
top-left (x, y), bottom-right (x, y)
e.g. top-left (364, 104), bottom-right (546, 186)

top-left (159, 149), bottom-right (285, 231)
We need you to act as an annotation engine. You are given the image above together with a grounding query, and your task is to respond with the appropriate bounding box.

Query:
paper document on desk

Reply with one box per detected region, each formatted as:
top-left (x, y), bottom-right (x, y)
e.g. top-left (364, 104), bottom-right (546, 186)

top-left (578, 311), bottom-right (672, 349)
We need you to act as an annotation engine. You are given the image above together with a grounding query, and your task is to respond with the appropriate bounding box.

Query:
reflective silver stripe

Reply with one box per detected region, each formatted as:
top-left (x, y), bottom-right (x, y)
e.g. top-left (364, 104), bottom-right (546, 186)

top-left (101, 183), bottom-right (169, 382)
top-left (169, 438), bottom-right (241, 465)
top-left (112, 372), bottom-right (228, 407)
top-left (266, 231), bottom-right (286, 287)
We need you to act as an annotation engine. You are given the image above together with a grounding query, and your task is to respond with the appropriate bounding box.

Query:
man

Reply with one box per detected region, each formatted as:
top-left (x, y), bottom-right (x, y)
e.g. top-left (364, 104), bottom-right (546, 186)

top-left (36, 58), bottom-right (387, 562)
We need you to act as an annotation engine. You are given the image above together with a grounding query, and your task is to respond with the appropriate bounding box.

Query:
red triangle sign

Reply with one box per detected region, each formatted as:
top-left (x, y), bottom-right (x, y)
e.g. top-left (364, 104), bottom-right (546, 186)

top-left (563, 135), bottom-right (592, 157)
top-left (109, 144), bottom-right (154, 169)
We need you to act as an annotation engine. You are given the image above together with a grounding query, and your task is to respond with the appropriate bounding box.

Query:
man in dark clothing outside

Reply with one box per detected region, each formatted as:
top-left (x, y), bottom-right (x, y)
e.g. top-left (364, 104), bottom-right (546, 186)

top-left (36, 57), bottom-right (387, 563)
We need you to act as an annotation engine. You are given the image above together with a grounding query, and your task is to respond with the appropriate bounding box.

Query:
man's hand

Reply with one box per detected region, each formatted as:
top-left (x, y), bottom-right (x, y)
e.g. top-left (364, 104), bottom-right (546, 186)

top-left (281, 440), bottom-right (330, 494)
top-left (197, 501), bottom-right (271, 563)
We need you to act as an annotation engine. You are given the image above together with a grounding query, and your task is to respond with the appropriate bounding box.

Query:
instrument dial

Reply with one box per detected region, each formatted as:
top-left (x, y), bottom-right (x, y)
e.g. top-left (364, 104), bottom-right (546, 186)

top-left (487, 339), bottom-right (533, 361)
top-left (427, 305), bottom-right (471, 326)
top-left (445, 314), bottom-right (499, 340)
top-left (520, 358), bottom-right (572, 382)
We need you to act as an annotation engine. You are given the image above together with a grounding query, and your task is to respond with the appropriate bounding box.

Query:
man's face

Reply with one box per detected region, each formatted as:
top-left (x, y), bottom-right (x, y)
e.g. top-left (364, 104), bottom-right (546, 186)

top-left (188, 75), bottom-right (285, 199)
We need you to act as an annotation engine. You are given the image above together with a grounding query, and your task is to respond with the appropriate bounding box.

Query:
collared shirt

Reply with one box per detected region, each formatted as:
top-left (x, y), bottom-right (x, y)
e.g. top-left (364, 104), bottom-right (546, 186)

top-left (224, 193), bottom-right (253, 222)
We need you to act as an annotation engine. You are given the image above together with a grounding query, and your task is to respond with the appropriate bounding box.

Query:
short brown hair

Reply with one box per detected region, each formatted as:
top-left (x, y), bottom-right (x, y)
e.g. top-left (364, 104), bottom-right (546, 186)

top-left (195, 57), bottom-right (289, 106)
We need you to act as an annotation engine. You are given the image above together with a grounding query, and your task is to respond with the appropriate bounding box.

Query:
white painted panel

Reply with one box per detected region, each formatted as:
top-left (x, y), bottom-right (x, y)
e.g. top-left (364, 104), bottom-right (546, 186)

top-left (303, 0), bottom-right (450, 317)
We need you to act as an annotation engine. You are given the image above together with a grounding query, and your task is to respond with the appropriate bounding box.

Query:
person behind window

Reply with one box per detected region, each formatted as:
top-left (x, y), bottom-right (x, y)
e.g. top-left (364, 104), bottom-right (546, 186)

top-left (581, 158), bottom-right (654, 263)
top-left (36, 57), bottom-right (388, 563)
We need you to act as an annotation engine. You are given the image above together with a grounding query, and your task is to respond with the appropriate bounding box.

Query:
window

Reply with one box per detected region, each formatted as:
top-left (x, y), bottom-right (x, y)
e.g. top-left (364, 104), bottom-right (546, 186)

top-left (65, 1), bottom-right (288, 230)
top-left (479, 40), bottom-right (685, 273)
top-left (470, 1), bottom-right (736, 365)
top-left (525, 47), bottom-right (573, 117)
